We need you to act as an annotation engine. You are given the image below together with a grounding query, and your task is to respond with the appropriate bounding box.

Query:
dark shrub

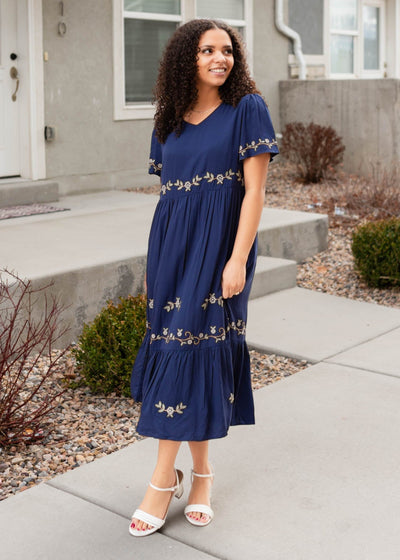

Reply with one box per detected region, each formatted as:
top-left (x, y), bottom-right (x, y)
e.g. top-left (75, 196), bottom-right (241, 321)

top-left (352, 218), bottom-right (400, 288)
top-left (72, 294), bottom-right (147, 397)
top-left (281, 122), bottom-right (345, 183)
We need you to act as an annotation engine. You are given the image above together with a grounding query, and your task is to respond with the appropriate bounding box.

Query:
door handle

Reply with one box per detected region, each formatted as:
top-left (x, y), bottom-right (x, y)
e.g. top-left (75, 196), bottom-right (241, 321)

top-left (10, 66), bottom-right (20, 101)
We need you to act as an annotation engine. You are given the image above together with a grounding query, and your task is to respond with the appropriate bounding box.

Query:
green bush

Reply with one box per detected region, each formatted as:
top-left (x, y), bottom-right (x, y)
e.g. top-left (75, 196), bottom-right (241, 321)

top-left (352, 218), bottom-right (400, 288)
top-left (72, 294), bottom-right (147, 396)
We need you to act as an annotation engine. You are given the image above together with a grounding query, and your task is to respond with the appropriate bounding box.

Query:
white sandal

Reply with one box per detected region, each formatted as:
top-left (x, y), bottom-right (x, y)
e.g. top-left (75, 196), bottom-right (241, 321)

top-left (184, 467), bottom-right (214, 527)
top-left (129, 468), bottom-right (184, 537)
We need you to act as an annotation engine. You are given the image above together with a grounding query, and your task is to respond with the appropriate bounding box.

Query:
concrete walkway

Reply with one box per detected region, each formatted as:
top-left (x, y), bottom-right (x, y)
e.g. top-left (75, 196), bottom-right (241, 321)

top-left (1, 288), bottom-right (400, 559)
top-left (1, 192), bottom-right (400, 558)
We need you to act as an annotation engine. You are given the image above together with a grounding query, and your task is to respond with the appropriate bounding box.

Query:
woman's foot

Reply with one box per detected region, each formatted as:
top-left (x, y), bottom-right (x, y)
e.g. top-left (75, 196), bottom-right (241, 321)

top-left (185, 464), bottom-right (214, 525)
top-left (130, 469), bottom-right (179, 533)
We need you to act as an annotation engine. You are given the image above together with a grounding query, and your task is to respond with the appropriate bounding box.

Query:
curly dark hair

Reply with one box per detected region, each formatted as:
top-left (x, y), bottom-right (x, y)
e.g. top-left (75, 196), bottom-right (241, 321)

top-left (153, 19), bottom-right (260, 143)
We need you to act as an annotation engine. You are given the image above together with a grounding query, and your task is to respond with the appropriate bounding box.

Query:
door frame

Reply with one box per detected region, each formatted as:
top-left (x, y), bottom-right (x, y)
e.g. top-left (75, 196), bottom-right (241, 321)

top-left (14, 0), bottom-right (45, 180)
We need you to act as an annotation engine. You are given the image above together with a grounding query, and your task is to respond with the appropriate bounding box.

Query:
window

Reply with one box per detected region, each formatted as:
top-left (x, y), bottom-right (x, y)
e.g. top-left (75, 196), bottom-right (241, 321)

top-left (113, 0), bottom-right (251, 120)
top-left (124, 1), bottom-right (181, 104)
top-left (329, 0), bottom-right (385, 77)
top-left (363, 4), bottom-right (380, 71)
top-left (197, 0), bottom-right (245, 26)
top-left (196, 0), bottom-right (249, 45)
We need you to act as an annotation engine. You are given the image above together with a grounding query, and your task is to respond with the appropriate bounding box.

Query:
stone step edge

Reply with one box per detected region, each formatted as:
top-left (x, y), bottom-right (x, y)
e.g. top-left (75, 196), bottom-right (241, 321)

top-left (250, 256), bottom-right (297, 300)
top-left (15, 254), bottom-right (298, 348)
top-left (0, 180), bottom-right (59, 208)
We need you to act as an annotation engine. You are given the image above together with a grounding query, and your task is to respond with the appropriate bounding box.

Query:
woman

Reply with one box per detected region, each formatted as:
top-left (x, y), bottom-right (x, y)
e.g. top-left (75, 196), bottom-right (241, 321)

top-left (129, 18), bottom-right (279, 536)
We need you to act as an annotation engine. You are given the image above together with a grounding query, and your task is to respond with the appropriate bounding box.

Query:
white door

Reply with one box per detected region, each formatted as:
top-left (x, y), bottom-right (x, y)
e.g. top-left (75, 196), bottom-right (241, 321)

top-left (0, 0), bottom-right (20, 177)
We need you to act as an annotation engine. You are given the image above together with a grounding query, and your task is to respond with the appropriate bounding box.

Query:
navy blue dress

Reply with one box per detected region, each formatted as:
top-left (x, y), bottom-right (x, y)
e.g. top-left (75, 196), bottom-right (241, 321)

top-left (131, 93), bottom-right (278, 441)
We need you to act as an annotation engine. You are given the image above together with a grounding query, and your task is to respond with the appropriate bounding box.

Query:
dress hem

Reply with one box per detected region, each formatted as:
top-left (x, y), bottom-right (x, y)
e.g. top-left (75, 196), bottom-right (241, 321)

top-left (135, 420), bottom-right (255, 442)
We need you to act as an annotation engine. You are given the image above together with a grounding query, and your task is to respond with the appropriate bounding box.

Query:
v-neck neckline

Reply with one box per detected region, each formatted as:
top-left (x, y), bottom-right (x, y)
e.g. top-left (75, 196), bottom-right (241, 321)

top-left (184, 102), bottom-right (224, 127)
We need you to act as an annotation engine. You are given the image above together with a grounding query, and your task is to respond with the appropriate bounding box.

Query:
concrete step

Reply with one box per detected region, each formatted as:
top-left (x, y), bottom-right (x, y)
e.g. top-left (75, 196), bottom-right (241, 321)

top-left (0, 179), bottom-right (59, 208)
top-left (0, 191), bottom-right (328, 347)
top-left (257, 206), bottom-right (328, 263)
top-left (250, 255), bottom-right (297, 299)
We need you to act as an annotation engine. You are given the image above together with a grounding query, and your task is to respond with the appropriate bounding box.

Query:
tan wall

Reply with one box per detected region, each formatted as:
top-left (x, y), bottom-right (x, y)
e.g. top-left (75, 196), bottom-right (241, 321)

top-left (42, 0), bottom-right (288, 194)
top-left (253, 0), bottom-right (289, 131)
top-left (279, 79), bottom-right (400, 175)
top-left (42, 0), bottom-right (155, 195)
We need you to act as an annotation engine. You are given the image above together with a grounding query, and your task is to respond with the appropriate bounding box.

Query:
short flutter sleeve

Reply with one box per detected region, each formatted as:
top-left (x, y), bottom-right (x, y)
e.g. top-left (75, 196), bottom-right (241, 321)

top-left (238, 94), bottom-right (279, 162)
top-left (148, 128), bottom-right (163, 176)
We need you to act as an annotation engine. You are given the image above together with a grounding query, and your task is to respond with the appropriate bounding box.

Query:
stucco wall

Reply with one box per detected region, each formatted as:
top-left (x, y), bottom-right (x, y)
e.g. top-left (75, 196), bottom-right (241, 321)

top-left (279, 79), bottom-right (400, 175)
top-left (288, 0), bottom-right (323, 55)
top-left (42, 1), bottom-right (287, 194)
top-left (42, 0), bottom-right (155, 194)
top-left (253, 0), bottom-right (288, 130)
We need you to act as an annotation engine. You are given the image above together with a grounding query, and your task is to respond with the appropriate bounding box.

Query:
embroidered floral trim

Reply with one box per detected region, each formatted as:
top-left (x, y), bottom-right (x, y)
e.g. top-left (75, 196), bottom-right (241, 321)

top-left (155, 401), bottom-right (187, 418)
top-left (229, 393), bottom-right (234, 404)
top-left (203, 170), bottom-right (235, 184)
top-left (160, 169), bottom-right (243, 195)
top-left (148, 299), bottom-right (154, 309)
top-left (238, 138), bottom-right (278, 157)
top-left (202, 293), bottom-right (224, 310)
top-left (149, 319), bottom-right (246, 346)
top-left (164, 297), bottom-right (181, 312)
top-left (149, 158), bottom-right (162, 173)
top-left (229, 319), bottom-right (246, 336)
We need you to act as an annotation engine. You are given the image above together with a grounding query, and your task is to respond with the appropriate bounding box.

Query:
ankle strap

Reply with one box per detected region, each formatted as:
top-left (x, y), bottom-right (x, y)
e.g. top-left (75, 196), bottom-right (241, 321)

top-left (191, 468), bottom-right (214, 479)
top-left (148, 468), bottom-right (178, 492)
top-left (149, 481), bottom-right (178, 491)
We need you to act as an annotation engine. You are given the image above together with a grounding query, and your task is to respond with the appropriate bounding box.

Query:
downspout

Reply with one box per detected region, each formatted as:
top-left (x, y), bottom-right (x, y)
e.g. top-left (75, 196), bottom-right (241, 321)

top-left (275, 0), bottom-right (307, 79)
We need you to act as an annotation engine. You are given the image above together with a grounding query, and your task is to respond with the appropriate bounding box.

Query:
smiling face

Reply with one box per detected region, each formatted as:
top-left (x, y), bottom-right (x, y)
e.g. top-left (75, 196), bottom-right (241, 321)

top-left (196, 28), bottom-right (234, 90)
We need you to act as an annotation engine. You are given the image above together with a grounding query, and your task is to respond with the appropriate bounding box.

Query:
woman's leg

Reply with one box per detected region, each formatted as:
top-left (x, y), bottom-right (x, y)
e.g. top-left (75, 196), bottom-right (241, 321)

top-left (131, 439), bottom-right (181, 532)
top-left (187, 440), bottom-right (213, 523)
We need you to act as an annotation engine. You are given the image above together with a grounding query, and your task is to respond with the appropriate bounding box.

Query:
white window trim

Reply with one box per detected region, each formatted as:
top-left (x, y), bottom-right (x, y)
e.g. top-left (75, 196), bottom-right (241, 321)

top-left (112, 1), bottom-right (183, 120)
top-left (361, 0), bottom-right (386, 78)
top-left (113, 0), bottom-right (253, 121)
top-left (386, 0), bottom-right (400, 78)
top-left (288, 54), bottom-right (327, 66)
top-left (326, 0), bottom-right (387, 79)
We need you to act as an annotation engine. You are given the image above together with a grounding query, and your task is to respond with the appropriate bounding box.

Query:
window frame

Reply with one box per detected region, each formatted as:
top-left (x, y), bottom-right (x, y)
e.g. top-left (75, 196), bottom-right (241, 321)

top-left (361, 0), bottom-right (386, 77)
top-left (113, 0), bottom-right (253, 121)
top-left (327, 0), bottom-right (386, 78)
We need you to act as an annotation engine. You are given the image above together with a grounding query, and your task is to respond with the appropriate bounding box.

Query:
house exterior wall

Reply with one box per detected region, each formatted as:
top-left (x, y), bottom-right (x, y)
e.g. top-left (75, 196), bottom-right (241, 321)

top-left (41, 0), bottom-right (287, 195)
top-left (279, 79), bottom-right (400, 174)
top-left (253, 0), bottom-right (289, 129)
top-left (42, 0), bottom-right (155, 195)
top-left (288, 0), bottom-right (323, 55)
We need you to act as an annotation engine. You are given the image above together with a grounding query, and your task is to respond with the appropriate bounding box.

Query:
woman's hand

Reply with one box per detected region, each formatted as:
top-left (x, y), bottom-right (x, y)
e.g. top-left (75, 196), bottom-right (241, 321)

top-left (221, 257), bottom-right (246, 299)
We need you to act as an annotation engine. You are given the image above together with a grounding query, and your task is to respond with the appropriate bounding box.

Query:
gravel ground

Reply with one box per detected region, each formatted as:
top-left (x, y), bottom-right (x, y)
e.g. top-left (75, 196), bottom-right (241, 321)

top-left (263, 162), bottom-right (400, 308)
top-left (2, 160), bottom-right (398, 501)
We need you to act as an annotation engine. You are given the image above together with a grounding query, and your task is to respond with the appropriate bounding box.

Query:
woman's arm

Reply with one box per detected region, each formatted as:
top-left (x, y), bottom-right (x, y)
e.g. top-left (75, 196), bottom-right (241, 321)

top-left (221, 152), bottom-right (270, 299)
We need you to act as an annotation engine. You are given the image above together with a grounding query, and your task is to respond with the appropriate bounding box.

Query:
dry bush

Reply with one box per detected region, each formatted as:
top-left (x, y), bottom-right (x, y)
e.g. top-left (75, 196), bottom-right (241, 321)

top-left (323, 164), bottom-right (400, 223)
top-left (281, 122), bottom-right (345, 183)
top-left (0, 270), bottom-right (69, 447)
top-left (346, 165), bottom-right (400, 220)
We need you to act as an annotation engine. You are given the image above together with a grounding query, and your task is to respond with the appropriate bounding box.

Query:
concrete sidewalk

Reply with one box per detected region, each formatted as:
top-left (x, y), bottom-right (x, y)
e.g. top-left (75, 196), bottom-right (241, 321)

top-left (2, 288), bottom-right (400, 559)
